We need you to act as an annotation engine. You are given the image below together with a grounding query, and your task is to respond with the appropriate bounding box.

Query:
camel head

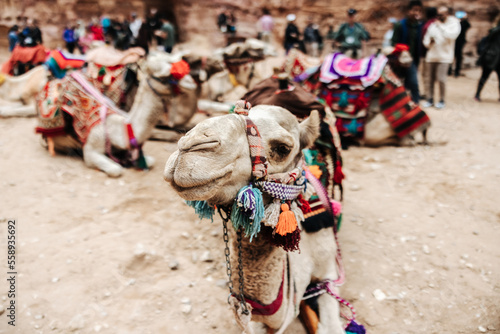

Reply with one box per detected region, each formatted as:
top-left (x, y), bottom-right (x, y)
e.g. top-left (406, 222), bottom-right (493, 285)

top-left (164, 104), bottom-right (320, 206)
top-left (142, 52), bottom-right (199, 127)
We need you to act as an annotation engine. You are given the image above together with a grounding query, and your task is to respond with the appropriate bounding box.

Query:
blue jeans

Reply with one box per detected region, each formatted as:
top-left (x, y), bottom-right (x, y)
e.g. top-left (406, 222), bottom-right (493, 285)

top-left (405, 62), bottom-right (420, 104)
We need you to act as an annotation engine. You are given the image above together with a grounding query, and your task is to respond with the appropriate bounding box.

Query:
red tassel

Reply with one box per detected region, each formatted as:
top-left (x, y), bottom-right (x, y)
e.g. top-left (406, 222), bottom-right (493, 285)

top-left (333, 161), bottom-right (345, 185)
top-left (270, 228), bottom-right (301, 252)
top-left (276, 204), bottom-right (297, 236)
top-left (297, 195), bottom-right (312, 214)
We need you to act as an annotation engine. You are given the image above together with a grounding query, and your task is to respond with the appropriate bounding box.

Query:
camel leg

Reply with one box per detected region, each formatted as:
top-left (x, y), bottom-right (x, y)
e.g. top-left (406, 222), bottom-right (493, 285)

top-left (316, 293), bottom-right (344, 334)
top-left (47, 137), bottom-right (56, 156)
top-left (83, 129), bottom-right (123, 177)
top-left (0, 104), bottom-right (37, 117)
top-left (422, 128), bottom-right (429, 145)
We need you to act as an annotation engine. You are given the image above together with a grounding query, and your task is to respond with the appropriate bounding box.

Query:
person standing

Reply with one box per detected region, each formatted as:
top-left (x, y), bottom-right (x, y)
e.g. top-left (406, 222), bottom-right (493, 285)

top-left (147, 8), bottom-right (162, 46)
top-left (391, 0), bottom-right (424, 104)
top-left (257, 8), bottom-right (274, 44)
top-left (474, 17), bottom-right (500, 102)
top-left (63, 24), bottom-right (77, 53)
top-left (303, 18), bottom-right (322, 57)
top-left (158, 17), bottom-right (175, 53)
top-left (19, 19), bottom-right (43, 47)
top-left (284, 14), bottom-right (300, 54)
top-left (452, 11), bottom-right (471, 77)
top-left (422, 6), bottom-right (461, 109)
top-left (334, 8), bottom-right (370, 59)
top-left (8, 25), bottom-right (19, 51)
top-left (383, 18), bottom-right (398, 48)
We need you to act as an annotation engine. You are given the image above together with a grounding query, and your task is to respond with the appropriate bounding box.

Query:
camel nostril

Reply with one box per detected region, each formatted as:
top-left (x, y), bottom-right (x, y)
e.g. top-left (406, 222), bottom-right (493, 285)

top-left (178, 135), bottom-right (220, 152)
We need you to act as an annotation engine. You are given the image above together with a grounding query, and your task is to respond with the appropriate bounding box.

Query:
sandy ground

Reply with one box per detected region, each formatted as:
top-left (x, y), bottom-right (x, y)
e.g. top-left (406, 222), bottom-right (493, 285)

top-left (1, 55), bottom-right (500, 334)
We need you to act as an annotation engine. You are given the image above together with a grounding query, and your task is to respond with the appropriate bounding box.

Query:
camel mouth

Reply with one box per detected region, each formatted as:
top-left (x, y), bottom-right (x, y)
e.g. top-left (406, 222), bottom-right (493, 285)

top-left (169, 170), bottom-right (230, 201)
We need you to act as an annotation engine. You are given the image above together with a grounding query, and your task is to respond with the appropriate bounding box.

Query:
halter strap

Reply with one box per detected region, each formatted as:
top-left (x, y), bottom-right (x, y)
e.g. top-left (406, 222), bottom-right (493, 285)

top-left (243, 116), bottom-right (268, 180)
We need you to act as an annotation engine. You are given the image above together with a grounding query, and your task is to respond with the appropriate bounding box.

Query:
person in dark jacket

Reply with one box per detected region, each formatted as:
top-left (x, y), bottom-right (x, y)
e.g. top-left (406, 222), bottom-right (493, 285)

top-left (20, 19), bottom-right (43, 47)
top-left (452, 11), bottom-right (471, 77)
top-left (391, 0), bottom-right (423, 104)
top-left (284, 14), bottom-right (300, 54)
top-left (334, 8), bottom-right (370, 59)
top-left (63, 25), bottom-right (77, 53)
top-left (8, 25), bottom-right (19, 51)
top-left (474, 18), bottom-right (500, 102)
top-left (303, 19), bottom-right (323, 57)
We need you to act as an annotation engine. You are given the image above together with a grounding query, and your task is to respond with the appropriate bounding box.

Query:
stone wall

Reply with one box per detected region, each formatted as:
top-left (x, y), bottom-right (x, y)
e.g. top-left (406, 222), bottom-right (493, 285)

top-left (1, 0), bottom-right (499, 53)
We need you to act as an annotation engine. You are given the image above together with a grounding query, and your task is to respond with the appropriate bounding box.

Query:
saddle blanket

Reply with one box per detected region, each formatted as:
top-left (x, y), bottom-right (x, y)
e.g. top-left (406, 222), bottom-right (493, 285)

top-left (320, 52), bottom-right (387, 87)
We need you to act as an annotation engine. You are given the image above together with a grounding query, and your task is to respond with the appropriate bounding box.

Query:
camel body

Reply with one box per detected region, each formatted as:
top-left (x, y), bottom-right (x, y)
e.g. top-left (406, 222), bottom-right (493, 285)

top-left (164, 106), bottom-right (348, 333)
top-left (0, 66), bottom-right (49, 117)
top-left (38, 54), bottom-right (198, 177)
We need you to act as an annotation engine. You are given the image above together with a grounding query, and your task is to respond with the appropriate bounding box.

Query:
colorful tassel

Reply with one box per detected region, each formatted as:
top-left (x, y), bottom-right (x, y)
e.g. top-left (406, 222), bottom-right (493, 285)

top-left (136, 147), bottom-right (149, 170)
top-left (345, 320), bottom-right (366, 334)
top-left (270, 227), bottom-right (301, 252)
top-left (331, 200), bottom-right (342, 216)
top-left (334, 161), bottom-right (345, 185)
top-left (290, 201), bottom-right (304, 225)
top-left (186, 200), bottom-right (215, 222)
top-left (275, 203), bottom-right (298, 236)
top-left (98, 66), bottom-right (106, 77)
top-left (308, 165), bottom-right (323, 179)
top-left (263, 198), bottom-right (281, 228)
top-left (231, 185), bottom-right (265, 241)
top-left (297, 195), bottom-right (312, 214)
top-left (335, 213), bottom-right (343, 232)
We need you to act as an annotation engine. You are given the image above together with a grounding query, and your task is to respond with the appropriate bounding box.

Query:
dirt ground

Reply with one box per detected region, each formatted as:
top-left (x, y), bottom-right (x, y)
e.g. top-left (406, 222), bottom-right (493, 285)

top-left (1, 52), bottom-right (500, 334)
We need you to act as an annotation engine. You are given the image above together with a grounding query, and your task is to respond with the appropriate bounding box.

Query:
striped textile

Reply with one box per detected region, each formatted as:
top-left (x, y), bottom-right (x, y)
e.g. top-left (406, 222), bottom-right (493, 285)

top-left (244, 116), bottom-right (268, 180)
top-left (379, 80), bottom-right (431, 139)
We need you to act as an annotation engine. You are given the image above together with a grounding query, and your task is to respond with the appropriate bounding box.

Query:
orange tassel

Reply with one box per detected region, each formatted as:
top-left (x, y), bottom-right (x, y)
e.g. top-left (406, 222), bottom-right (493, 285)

top-left (275, 203), bottom-right (298, 236)
top-left (308, 165), bottom-right (322, 179)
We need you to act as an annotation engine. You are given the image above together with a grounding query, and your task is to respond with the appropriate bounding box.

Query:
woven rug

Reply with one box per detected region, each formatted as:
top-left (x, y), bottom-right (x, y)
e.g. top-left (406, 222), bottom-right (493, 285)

top-left (320, 52), bottom-right (387, 87)
top-left (35, 79), bottom-right (66, 137)
top-left (85, 62), bottom-right (126, 105)
top-left (378, 67), bottom-right (431, 138)
top-left (45, 50), bottom-right (86, 79)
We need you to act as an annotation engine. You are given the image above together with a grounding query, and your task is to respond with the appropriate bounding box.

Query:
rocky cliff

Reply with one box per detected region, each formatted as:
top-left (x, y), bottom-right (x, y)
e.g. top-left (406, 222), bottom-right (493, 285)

top-left (1, 0), bottom-right (499, 53)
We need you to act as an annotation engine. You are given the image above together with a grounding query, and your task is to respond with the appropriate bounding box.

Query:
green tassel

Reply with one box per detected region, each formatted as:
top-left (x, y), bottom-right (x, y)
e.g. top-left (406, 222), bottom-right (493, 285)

top-left (136, 148), bottom-right (149, 170)
top-left (229, 105), bottom-right (236, 114)
top-left (186, 201), bottom-right (214, 222)
top-left (338, 91), bottom-right (349, 108)
top-left (335, 213), bottom-right (342, 232)
top-left (231, 185), bottom-right (265, 241)
top-left (98, 66), bottom-right (106, 76)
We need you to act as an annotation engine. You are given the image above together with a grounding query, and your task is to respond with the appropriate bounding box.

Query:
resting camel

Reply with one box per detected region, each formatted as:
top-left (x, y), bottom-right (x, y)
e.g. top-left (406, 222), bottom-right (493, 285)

top-left (37, 54), bottom-right (198, 177)
top-left (164, 104), bottom-right (363, 333)
top-left (0, 66), bottom-right (49, 117)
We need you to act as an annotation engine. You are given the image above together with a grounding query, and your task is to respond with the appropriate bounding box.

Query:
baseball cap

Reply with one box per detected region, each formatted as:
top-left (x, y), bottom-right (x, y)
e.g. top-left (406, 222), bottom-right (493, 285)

top-left (455, 11), bottom-right (466, 19)
top-left (347, 8), bottom-right (357, 16)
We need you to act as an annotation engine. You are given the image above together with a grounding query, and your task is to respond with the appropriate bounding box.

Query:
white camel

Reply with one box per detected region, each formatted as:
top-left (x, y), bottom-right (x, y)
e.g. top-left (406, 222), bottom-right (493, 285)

top-left (39, 54), bottom-right (198, 177)
top-left (164, 105), bottom-right (352, 334)
top-left (0, 66), bottom-right (49, 117)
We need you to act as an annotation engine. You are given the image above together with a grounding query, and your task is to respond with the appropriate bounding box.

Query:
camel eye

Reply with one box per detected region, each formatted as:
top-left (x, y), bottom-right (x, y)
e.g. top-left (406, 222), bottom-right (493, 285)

top-left (275, 144), bottom-right (291, 156)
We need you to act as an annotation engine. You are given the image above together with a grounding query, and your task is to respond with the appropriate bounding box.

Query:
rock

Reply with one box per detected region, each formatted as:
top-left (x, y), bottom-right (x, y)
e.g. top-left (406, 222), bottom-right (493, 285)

top-left (191, 253), bottom-right (198, 263)
top-left (0, 304), bottom-right (4, 315)
top-left (181, 304), bottom-right (192, 314)
top-left (169, 259), bottom-right (179, 270)
top-left (181, 297), bottom-right (191, 304)
top-left (69, 314), bottom-right (86, 331)
top-left (34, 314), bottom-right (44, 320)
top-left (200, 251), bottom-right (214, 262)
top-left (478, 326), bottom-right (487, 332)
top-left (428, 233), bottom-right (436, 238)
top-left (94, 324), bottom-right (102, 332)
top-left (373, 289), bottom-right (386, 301)
top-left (473, 231), bottom-right (479, 235)
top-left (216, 279), bottom-right (228, 288)
top-left (52, 277), bottom-right (59, 283)
top-left (181, 232), bottom-right (190, 239)
top-left (349, 184), bottom-right (361, 191)
top-left (134, 243), bottom-right (146, 257)
top-left (422, 245), bottom-right (430, 254)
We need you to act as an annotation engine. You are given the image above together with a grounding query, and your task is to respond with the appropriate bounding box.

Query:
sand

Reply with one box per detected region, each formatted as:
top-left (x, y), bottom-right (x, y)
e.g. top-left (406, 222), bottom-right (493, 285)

top-left (0, 60), bottom-right (499, 334)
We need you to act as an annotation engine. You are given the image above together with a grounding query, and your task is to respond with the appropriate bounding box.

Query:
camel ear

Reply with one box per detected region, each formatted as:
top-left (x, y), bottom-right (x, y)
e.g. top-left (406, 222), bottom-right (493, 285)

top-left (299, 110), bottom-right (320, 149)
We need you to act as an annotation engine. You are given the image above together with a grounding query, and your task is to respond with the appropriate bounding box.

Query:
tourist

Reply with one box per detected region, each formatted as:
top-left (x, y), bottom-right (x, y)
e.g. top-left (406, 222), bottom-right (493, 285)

top-left (63, 24), bottom-right (77, 53)
top-left (382, 18), bottom-right (398, 48)
top-left (157, 16), bottom-right (175, 53)
top-left (420, 7), bottom-right (438, 101)
top-left (452, 11), bottom-right (471, 77)
top-left (474, 16), bottom-right (500, 102)
top-left (129, 12), bottom-right (143, 45)
top-left (422, 6), bottom-right (461, 109)
top-left (147, 8), bottom-right (162, 46)
top-left (8, 25), bottom-right (19, 51)
top-left (217, 7), bottom-right (227, 33)
top-left (226, 10), bottom-right (236, 34)
top-left (391, 0), bottom-right (424, 104)
top-left (334, 8), bottom-right (370, 59)
top-left (303, 18), bottom-right (322, 57)
top-left (257, 8), bottom-right (274, 43)
top-left (19, 19), bottom-right (43, 47)
top-left (284, 14), bottom-right (300, 54)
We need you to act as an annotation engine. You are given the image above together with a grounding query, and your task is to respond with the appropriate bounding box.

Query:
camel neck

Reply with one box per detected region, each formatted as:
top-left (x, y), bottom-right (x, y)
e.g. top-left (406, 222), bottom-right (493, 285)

top-left (128, 78), bottom-right (166, 144)
top-left (230, 227), bottom-right (288, 326)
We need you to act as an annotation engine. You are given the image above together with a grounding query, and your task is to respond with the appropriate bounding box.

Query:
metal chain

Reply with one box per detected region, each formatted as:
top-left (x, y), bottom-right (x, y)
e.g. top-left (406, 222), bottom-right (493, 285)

top-left (218, 207), bottom-right (249, 315)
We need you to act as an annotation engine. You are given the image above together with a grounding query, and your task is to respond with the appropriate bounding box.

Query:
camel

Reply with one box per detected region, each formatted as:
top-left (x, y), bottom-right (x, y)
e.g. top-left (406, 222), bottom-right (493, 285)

top-left (0, 66), bottom-right (49, 117)
top-left (36, 53), bottom-right (198, 177)
top-left (283, 49), bottom-right (431, 147)
top-left (164, 104), bottom-right (362, 333)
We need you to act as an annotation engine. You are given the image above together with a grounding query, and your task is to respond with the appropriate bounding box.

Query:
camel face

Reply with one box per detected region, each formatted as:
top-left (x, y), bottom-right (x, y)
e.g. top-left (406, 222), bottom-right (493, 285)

top-left (164, 105), bottom-right (320, 205)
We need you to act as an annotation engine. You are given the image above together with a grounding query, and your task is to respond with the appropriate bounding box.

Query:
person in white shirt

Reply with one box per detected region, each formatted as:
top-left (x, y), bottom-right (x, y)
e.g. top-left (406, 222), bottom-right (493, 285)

top-left (422, 6), bottom-right (461, 109)
top-left (382, 17), bottom-right (398, 48)
top-left (129, 13), bottom-right (142, 41)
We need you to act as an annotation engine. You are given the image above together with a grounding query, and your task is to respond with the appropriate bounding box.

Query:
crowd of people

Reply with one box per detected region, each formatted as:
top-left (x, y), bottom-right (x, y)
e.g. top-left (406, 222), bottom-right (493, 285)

top-left (7, 8), bottom-right (177, 56)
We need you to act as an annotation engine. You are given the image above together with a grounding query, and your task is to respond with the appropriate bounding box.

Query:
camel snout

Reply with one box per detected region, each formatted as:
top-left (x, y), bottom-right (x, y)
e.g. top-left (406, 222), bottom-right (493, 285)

top-left (163, 150), bottom-right (179, 183)
top-left (178, 131), bottom-right (221, 153)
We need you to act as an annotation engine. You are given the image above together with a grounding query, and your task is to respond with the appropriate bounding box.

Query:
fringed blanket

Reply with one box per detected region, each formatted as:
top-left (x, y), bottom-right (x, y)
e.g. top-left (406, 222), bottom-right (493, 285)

top-left (281, 49), bottom-right (322, 81)
top-left (45, 50), bottom-right (85, 79)
top-left (36, 72), bottom-right (122, 144)
top-left (320, 52), bottom-right (387, 87)
top-left (85, 62), bottom-right (127, 106)
top-left (1, 45), bottom-right (48, 75)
